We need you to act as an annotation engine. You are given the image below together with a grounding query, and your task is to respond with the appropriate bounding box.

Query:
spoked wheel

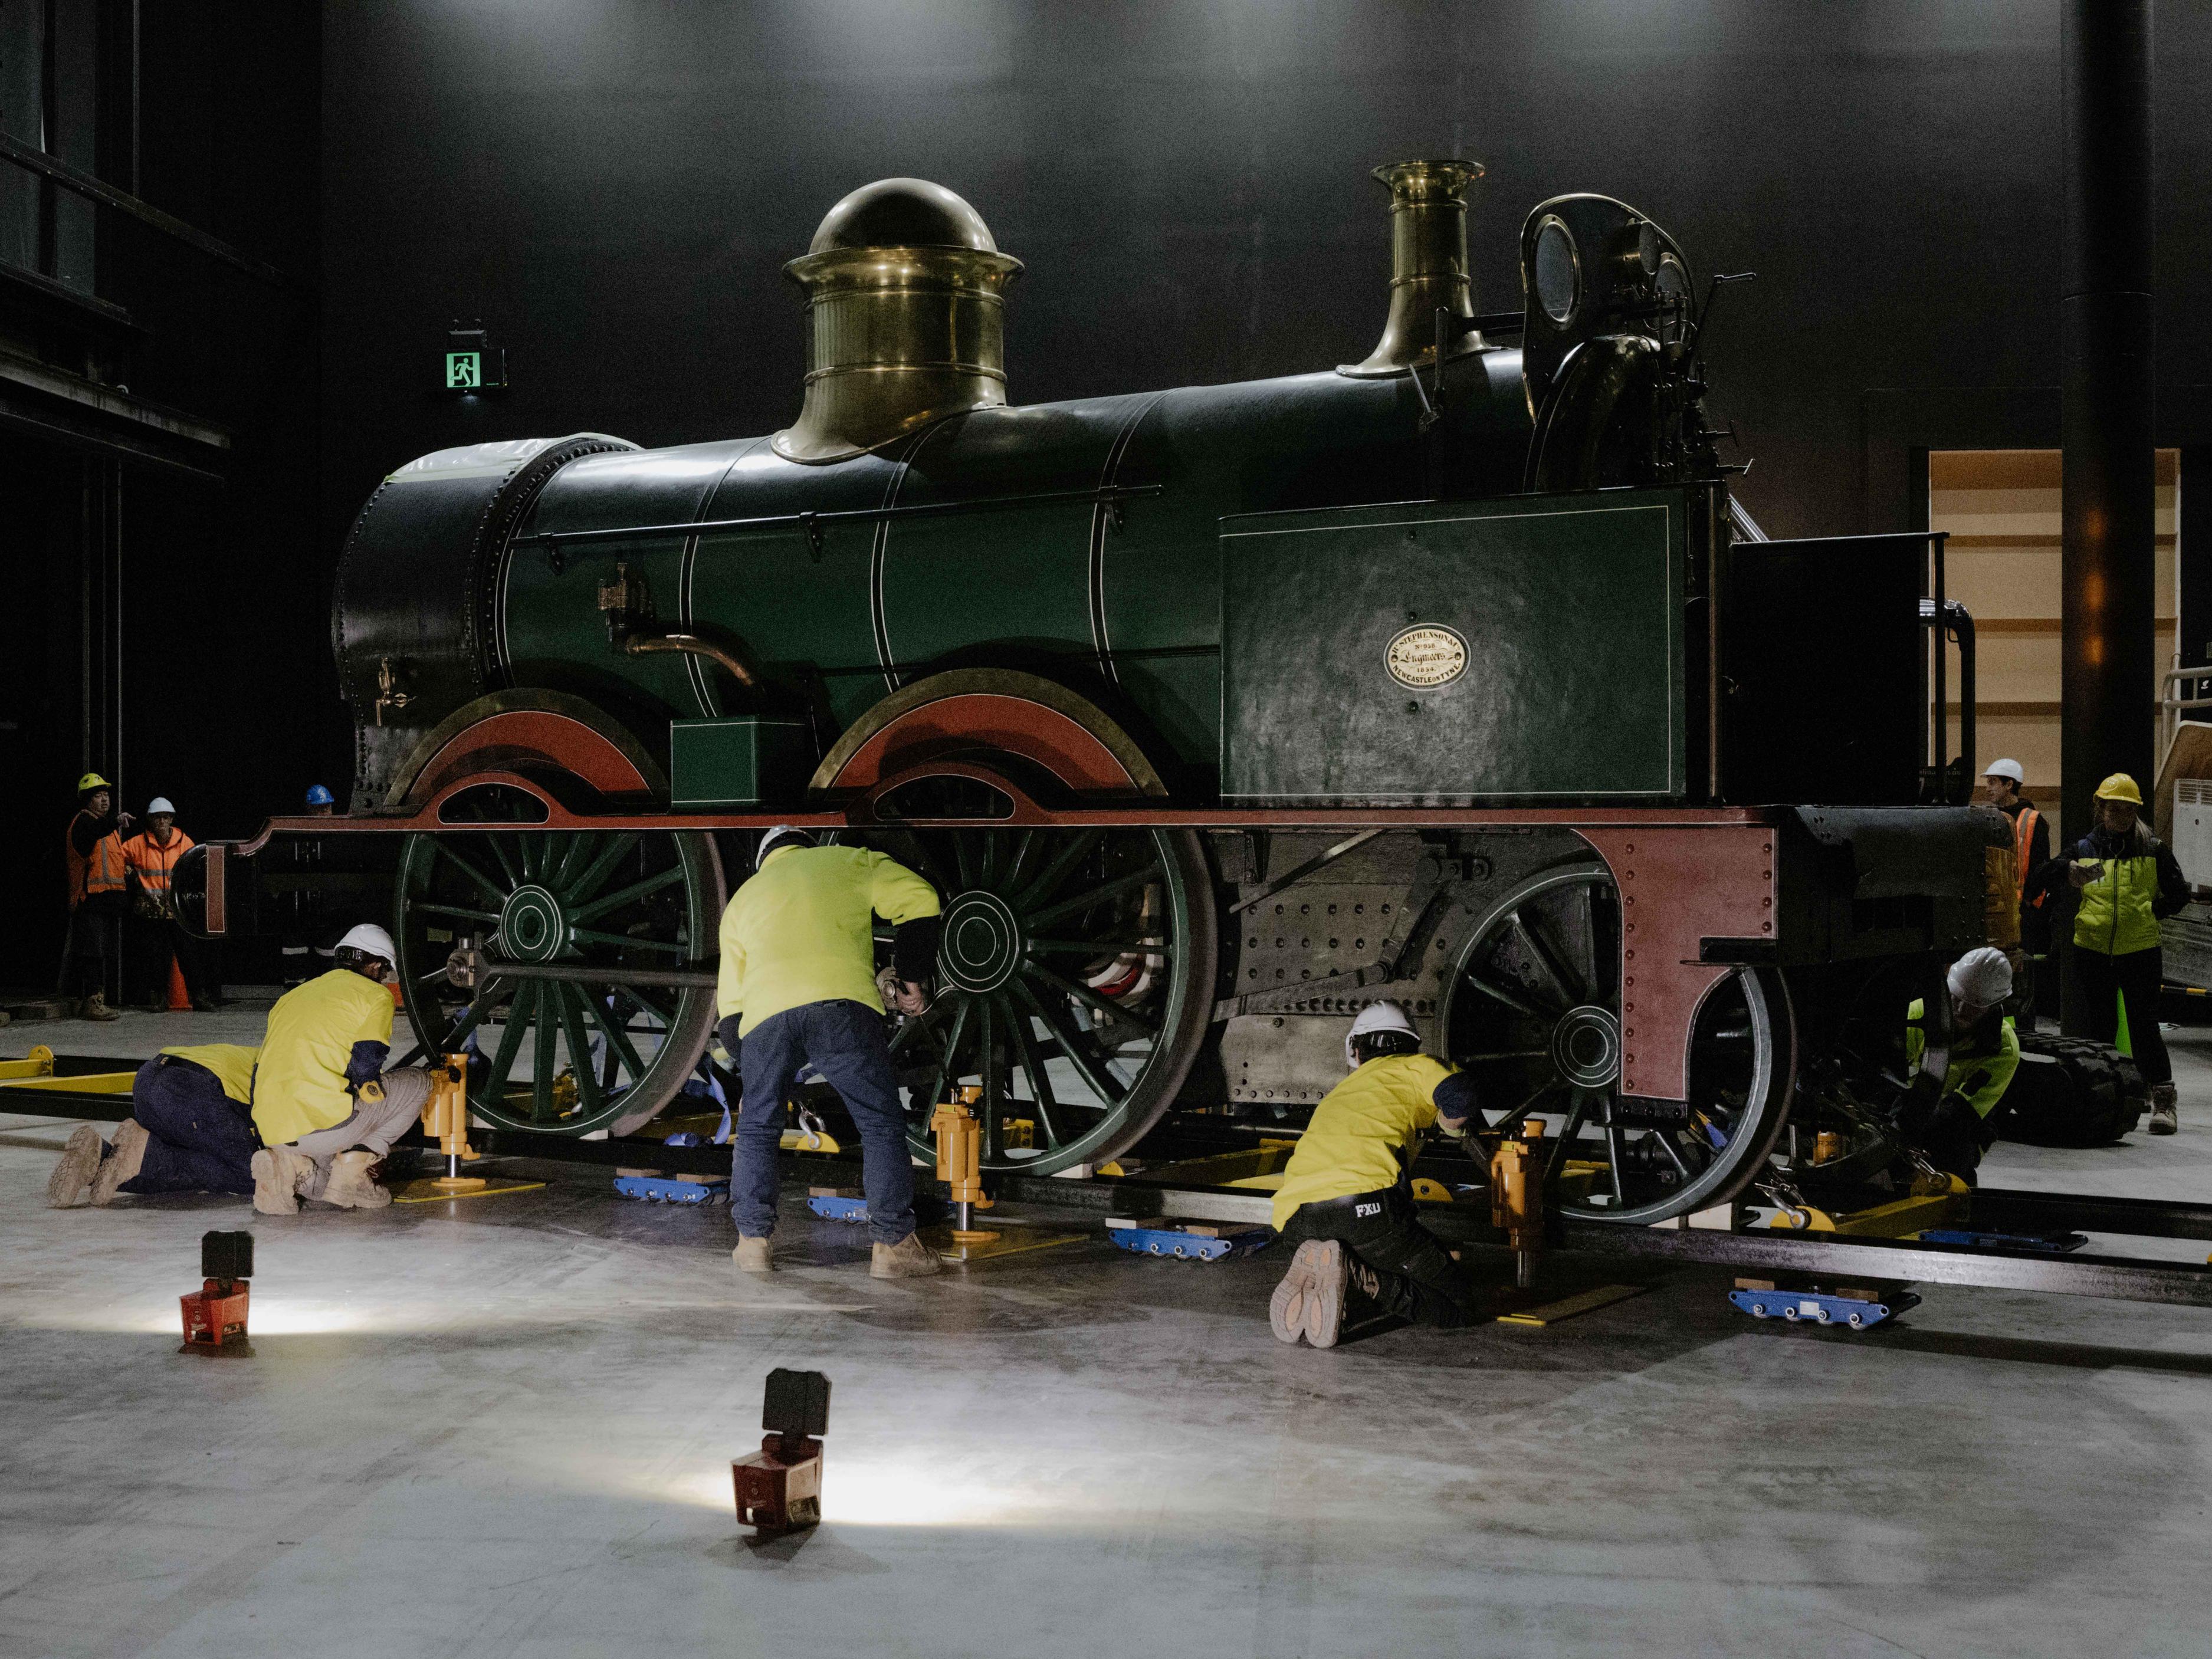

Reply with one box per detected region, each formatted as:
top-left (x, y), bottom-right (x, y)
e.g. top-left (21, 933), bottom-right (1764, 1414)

top-left (1442, 861), bottom-right (1792, 1224)
top-left (862, 825), bottom-right (1217, 1177)
top-left (395, 816), bottom-right (725, 1136)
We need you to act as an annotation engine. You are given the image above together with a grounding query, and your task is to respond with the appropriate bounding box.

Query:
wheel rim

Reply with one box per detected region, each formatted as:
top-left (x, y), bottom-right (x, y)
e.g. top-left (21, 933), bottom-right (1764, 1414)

top-left (865, 825), bottom-right (1216, 1176)
top-left (395, 818), bottom-right (724, 1135)
top-left (1443, 862), bottom-right (1790, 1225)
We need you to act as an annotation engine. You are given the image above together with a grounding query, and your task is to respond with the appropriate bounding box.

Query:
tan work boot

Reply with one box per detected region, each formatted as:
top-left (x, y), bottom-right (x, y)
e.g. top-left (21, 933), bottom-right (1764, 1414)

top-left (87, 1119), bottom-right (149, 1206)
top-left (321, 1149), bottom-right (392, 1209)
top-left (1302, 1238), bottom-right (1350, 1349)
top-left (77, 992), bottom-right (119, 1023)
top-left (733, 1235), bottom-right (774, 1273)
top-left (251, 1146), bottom-right (317, 1216)
top-left (2149, 1082), bottom-right (2179, 1136)
top-left (1269, 1238), bottom-right (1326, 1345)
top-left (869, 1233), bottom-right (941, 1279)
top-left (46, 1124), bottom-right (106, 1208)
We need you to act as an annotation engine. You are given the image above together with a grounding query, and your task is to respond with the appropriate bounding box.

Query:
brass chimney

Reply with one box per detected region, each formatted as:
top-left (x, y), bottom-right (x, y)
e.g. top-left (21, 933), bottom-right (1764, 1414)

top-left (772, 178), bottom-right (1023, 465)
top-left (1338, 159), bottom-right (1486, 379)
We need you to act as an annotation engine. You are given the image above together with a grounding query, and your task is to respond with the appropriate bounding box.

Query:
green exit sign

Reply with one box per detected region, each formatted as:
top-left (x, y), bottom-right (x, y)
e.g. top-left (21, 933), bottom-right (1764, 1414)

top-left (442, 328), bottom-right (506, 393)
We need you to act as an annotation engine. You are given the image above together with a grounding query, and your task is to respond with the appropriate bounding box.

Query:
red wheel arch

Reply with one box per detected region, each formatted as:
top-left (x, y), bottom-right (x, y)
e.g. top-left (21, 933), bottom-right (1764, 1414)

top-left (810, 669), bottom-right (1167, 803)
top-left (384, 689), bottom-right (666, 811)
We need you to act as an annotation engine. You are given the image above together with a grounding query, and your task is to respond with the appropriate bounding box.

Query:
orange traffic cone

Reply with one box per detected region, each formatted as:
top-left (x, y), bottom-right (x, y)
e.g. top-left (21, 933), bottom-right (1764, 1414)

top-left (167, 957), bottom-right (192, 1011)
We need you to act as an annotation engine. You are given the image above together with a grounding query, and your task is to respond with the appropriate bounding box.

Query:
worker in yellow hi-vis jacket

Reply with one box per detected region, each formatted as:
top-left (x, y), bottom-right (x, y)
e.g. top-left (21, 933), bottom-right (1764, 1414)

top-left (1266, 1001), bottom-right (1483, 1349)
top-left (717, 827), bottom-right (942, 1280)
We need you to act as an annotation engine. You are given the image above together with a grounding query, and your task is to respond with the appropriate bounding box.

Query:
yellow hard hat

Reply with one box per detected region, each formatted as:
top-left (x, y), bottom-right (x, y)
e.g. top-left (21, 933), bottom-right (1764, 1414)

top-left (2094, 773), bottom-right (2144, 806)
top-left (76, 772), bottom-right (110, 793)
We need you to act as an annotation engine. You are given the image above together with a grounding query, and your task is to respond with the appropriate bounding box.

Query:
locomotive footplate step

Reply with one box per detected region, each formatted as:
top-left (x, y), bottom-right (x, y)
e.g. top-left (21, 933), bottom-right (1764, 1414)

top-left (1729, 1277), bottom-right (1919, 1331)
top-left (1105, 1218), bottom-right (1276, 1262)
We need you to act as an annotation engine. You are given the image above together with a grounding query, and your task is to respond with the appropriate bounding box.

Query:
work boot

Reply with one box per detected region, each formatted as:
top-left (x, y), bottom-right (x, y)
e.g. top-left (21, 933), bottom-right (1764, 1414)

top-left (88, 1119), bottom-right (148, 1207)
top-left (45, 1124), bottom-right (106, 1208)
top-left (733, 1235), bottom-right (774, 1273)
top-left (76, 992), bottom-right (119, 1023)
top-left (251, 1146), bottom-right (317, 1216)
top-left (1302, 1239), bottom-right (1351, 1348)
top-left (191, 995), bottom-right (218, 1013)
top-left (321, 1148), bottom-right (392, 1209)
top-left (1269, 1239), bottom-right (1324, 1345)
top-left (2149, 1082), bottom-right (2180, 1136)
top-left (869, 1232), bottom-right (941, 1279)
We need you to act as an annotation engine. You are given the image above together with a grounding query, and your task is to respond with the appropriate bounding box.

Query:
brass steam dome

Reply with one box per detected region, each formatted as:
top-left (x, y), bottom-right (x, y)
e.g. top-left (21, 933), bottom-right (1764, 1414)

top-left (772, 178), bottom-right (1025, 465)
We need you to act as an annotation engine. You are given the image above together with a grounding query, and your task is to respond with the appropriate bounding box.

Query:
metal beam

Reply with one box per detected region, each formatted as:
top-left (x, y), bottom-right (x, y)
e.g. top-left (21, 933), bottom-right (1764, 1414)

top-left (0, 130), bottom-right (301, 293)
top-left (2059, 0), bottom-right (2157, 824)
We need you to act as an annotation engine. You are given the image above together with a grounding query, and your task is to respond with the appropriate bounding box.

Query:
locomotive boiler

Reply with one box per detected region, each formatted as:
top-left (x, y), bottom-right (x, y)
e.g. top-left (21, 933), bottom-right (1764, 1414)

top-left (219, 159), bottom-right (2001, 1226)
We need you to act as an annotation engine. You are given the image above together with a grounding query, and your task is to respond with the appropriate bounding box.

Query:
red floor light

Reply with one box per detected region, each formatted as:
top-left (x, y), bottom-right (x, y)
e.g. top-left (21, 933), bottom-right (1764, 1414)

top-left (181, 1230), bottom-right (254, 1355)
top-left (733, 1368), bottom-right (829, 1537)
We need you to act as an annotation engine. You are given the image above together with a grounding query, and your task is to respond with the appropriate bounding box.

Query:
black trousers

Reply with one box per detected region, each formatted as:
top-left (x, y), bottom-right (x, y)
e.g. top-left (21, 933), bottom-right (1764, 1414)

top-left (127, 912), bottom-right (209, 1007)
top-left (2076, 945), bottom-right (2170, 1086)
top-left (1280, 1184), bottom-right (1482, 1329)
top-left (63, 892), bottom-right (127, 999)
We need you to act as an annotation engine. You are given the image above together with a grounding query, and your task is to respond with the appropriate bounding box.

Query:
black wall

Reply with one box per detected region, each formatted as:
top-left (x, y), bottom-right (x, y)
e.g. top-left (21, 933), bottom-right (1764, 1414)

top-left (321, 0), bottom-right (2212, 548)
top-left (1, 1), bottom-right (322, 992)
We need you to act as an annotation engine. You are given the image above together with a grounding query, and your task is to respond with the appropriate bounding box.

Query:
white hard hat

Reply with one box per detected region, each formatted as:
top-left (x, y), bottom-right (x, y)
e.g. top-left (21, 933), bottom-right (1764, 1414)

top-left (1983, 758), bottom-right (2025, 784)
top-left (1345, 1000), bottom-right (1419, 1069)
top-left (1947, 946), bottom-right (2013, 1012)
top-left (756, 826), bottom-right (816, 868)
top-left (336, 923), bottom-right (399, 965)
top-left (146, 797), bottom-right (176, 815)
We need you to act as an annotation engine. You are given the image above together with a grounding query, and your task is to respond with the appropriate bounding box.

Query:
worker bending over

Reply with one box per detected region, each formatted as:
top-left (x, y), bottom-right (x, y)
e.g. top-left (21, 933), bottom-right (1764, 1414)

top-left (717, 827), bottom-right (942, 1279)
top-left (1901, 947), bottom-right (2020, 1188)
top-left (46, 1043), bottom-right (260, 1207)
top-left (1268, 1002), bottom-right (1482, 1349)
top-left (2066, 773), bottom-right (2187, 1135)
top-left (47, 925), bottom-right (431, 1214)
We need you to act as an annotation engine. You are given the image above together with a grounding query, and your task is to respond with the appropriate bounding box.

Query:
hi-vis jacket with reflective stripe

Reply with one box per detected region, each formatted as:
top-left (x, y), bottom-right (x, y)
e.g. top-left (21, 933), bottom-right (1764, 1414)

top-left (2070, 824), bottom-right (2188, 957)
top-left (716, 845), bottom-right (941, 1037)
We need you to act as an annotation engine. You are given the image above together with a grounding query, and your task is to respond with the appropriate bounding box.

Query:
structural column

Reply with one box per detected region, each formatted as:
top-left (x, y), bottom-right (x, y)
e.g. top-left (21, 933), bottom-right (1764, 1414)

top-left (2059, 0), bottom-right (2156, 817)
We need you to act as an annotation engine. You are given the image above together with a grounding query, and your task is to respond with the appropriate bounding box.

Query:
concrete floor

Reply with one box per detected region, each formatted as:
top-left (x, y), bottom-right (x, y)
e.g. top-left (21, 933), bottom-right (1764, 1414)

top-left (6, 1004), bottom-right (2212, 1657)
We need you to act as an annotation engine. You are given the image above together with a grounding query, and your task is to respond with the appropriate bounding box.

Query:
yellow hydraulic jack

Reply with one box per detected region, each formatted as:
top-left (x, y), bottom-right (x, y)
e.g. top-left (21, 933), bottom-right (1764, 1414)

top-left (1489, 1119), bottom-right (1547, 1290)
top-left (391, 1055), bottom-right (547, 1203)
top-left (930, 1085), bottom-right (998, 1245)
top-left (420, 1054), bottom-right (487, 1194)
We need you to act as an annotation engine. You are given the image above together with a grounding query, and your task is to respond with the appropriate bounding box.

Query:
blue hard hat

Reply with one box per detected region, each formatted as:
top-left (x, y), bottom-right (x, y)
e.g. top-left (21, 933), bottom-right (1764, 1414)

top-left (304, 784), bottom-right (336, 807)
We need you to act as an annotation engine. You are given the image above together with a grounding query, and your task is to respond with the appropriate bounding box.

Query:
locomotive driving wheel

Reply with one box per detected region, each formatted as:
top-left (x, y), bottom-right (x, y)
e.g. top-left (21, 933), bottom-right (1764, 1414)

top-left (393, 807), bottom-right (725, 1136)
top-left (862, 824), bottom-right (1217, 1177)
top-left (1442, 861), bottom-right (1792, 1225)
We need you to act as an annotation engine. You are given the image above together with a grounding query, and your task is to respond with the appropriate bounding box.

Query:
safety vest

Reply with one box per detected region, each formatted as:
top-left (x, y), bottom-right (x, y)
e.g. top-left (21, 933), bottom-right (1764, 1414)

top-left (65, 813), bottom-right (126, 908)
top-left (2009, 806), bottom-right (2042, 906)
top-left (2073, 833), bottom-right (2165, 957)
top-left (1906, 1001), bottom-right (2021, 1119)
top-left (716, 845), bottom-right (942, 1037)
top-left (123, 828), bottom-right (196, 896)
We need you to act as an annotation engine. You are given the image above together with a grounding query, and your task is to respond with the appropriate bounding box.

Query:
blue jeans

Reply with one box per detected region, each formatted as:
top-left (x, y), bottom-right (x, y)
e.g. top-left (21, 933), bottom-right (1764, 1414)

top-left (734, 998), bottom-right (916, 1246)
top-left (121, 1055), bottom-right (257, 1195)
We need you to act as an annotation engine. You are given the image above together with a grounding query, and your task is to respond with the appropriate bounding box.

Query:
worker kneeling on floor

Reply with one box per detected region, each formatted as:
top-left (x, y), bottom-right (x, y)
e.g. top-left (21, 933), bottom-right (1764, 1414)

top-left (247, 924), bottom-right (432, 1214)
top-left (1902, 946), bottom-right (2021, 1188)
top-left (718, 826), bottom-right (943, 1280)
top-left (47, 925), bottom-right (431, 1214)
top-left (1268, 1001), bottom-right (1482, 1349)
